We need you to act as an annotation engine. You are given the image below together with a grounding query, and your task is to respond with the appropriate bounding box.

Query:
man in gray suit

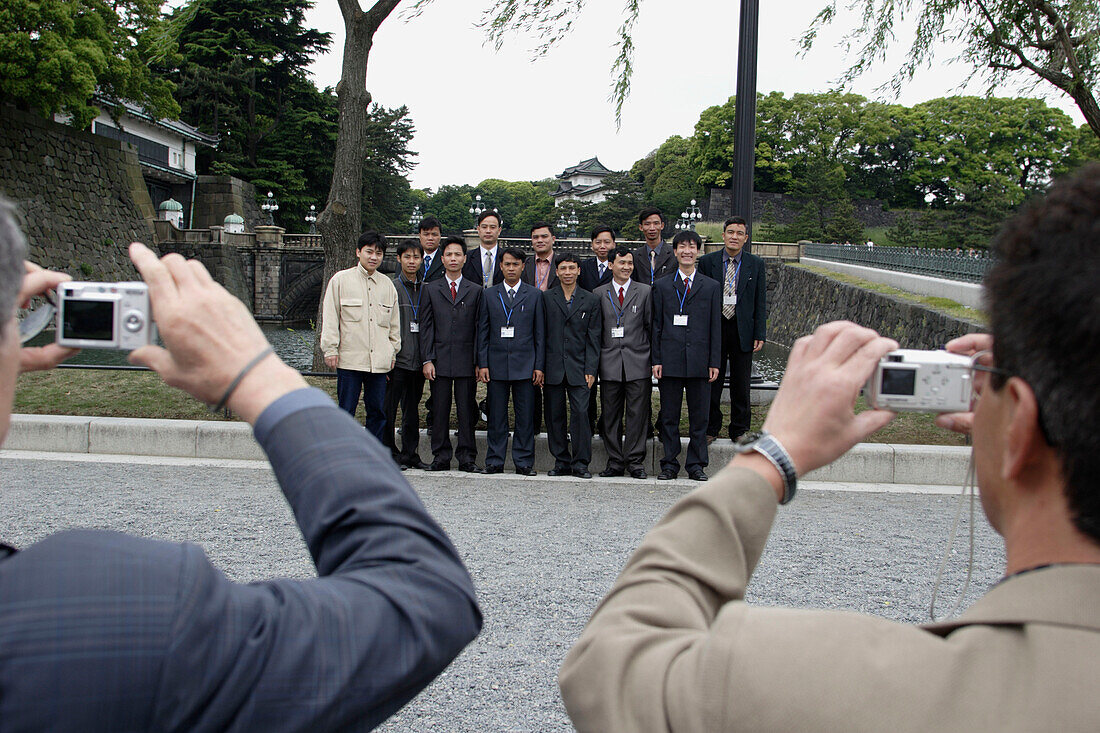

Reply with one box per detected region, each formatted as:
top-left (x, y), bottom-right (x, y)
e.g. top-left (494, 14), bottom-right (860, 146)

top-left (594, 246), bottom-right (652, 480)
top-left (561, 165), bottom-right (1100, 731)
top-left (630, 207), bottom-right (676, 286)
top-left (0, 201), bottom-right (480, 730)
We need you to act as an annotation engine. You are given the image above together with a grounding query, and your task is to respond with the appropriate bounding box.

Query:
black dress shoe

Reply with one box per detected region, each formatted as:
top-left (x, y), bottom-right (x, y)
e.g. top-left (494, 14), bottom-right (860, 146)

top-left (599, 467), bottom-right (624, 478)
top-left (404, 459), bottom-right (430, 470)
top-left (688, 468), bottom-right (708, 481)
top-left (459, 462), bottom-right (483, 473)
top-left (658, 468), bottom-right (678, 480)
top-left (628, 468), bottom-right (647, 480)
top-left (484, 465), bottom-right (504, 474)
top-left (548, 467), bottom-right (570, 476)
top-left (572, 468), bottom-right (592, 479)
top-left (515, 466), bottom-right (537, 476)
top-left (398, 463), bottom-right (408, 471)
top-left (427, 461), bottom-right (450, 471)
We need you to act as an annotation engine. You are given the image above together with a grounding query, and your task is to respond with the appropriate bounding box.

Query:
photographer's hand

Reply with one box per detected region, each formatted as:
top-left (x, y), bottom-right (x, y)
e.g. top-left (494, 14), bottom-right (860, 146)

top-left (736, 321), bottom-right (897, 500)
top-left (18, 262), bottom-right (79, 373)
top-left (934, 332), bottom-right (993, 435)
top-left (127, 243), bottom-right (306, 424)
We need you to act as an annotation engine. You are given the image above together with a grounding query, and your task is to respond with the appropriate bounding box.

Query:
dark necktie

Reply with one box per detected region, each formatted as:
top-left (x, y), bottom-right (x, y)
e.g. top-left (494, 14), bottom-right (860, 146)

top-left (450, 281), bottom-right (457, 302)
top-left (423, 255), bottom-right (431, 277)
top-left (507, 288), bottom-right (515, 305)
top-left (618, 286), bottom-right (624, 307)
top-left (684, 277), bottom-right (691, 296)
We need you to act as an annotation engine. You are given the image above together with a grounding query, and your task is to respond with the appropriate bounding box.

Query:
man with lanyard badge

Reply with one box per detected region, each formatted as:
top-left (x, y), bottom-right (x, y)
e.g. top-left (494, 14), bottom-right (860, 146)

top-left (384, 240), bottom-right (430, 470)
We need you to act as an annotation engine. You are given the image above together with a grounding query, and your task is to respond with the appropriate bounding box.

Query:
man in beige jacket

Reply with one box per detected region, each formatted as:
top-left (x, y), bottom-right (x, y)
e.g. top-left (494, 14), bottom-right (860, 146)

top-left (560, 164), bottom-right (1100, 731)
top-left (321, 231), bottom-right (401, 443)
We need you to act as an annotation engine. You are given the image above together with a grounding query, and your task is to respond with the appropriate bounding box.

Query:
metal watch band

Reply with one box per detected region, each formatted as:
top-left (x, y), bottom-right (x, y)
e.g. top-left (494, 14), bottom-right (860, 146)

top-left (753, 433), bottom-right (797, 504)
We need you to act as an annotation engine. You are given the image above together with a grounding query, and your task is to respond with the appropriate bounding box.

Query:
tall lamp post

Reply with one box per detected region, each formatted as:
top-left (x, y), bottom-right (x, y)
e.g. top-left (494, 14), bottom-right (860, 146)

top-left (304, 204), bottom-right (317, 234)
top-left (261, 191), bottom-right (280, 226)
top-left (732, 0), bottom-right (759, 249)
top-left (677, 199), bottom-right (701, 231)
top-left (469, 194), bottom-right (486, 225)
top-left (567, 208), bottom-right (578, 238)
top-left (409, 204), bottom-right (422, 232)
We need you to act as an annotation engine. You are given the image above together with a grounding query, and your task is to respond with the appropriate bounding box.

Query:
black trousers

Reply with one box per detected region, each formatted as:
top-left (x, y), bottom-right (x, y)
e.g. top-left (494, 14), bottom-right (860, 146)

top-left (545, 382), bottom-right (592, 471)
top-left (486, 379), bottom-right (535, 470)
top-left (429, 376), bottom-right (477, 466)
top-left (709, 315), bottom-right (754, 439)
top-left (600, 378), bottom-right (650, 471)
top-left (659, 376), bottom-right (711, 473)
top-left (383, 367), bottom-right (425, 464)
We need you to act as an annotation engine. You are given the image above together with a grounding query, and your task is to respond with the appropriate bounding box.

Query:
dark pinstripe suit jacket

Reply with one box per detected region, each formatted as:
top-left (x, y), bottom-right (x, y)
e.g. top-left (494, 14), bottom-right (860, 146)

top-left (0, 391), bottom-right (481, 731)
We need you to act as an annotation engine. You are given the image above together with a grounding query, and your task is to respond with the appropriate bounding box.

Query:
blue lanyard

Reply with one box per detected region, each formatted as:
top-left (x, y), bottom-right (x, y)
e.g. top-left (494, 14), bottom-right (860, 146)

top-left (676, 276), bottom-right (691, 313)
top-left (723, 257), bottom-right (742, 290)
top-left (534, 259), bottom-right (550, 290)
top-left (398, 275), bottom-right (421, 320)
top-left (606, 289), bottom-right (625, 326)
top-left (498, 291), bottom-right (516, 325)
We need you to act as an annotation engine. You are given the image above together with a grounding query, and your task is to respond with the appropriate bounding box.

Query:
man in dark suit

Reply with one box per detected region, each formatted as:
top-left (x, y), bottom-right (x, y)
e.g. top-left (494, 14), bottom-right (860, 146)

top-left (0, 224), bottom-right (480, 729)
top-left (521, 222), bottom-right (565, 292)
top-left (385, 239), bottom-right (429, 470)
top-left (421, 236), bottom-right (484, 472)
top-left (697, 216), bottom-right (767, 441)
top-left (477, 248), bottom-right (545, 475)
top-left (462, 209), bottom-right (506, 288)
top-left (543, 254), bottom-right (601, 478)
top-left (594, 246), bottom-right (653, 479)
top-left (651, 230), bottom-right (721, 481)
top-left (418, 215), bottom-right (446, 283)
top-left (579, 225), bottom-right (617, 435)
top-left (631, 207), bottom-right (677, 286)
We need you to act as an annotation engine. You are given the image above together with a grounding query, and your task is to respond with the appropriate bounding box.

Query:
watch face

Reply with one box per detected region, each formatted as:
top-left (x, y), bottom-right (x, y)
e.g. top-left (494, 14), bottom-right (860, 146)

top-left (734, 431), bottom-right (766, 451)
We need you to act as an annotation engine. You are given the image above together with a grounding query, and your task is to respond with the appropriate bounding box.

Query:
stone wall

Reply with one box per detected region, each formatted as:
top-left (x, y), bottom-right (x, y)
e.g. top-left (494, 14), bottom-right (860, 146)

top-left (764, 262), bottom-right (982, 349)
top-left (154, 230), bottom-right (252, 307)
top-left (0, 105), bottom-right (154, 280)
top-left (191, 175), bottom-right (263, 230)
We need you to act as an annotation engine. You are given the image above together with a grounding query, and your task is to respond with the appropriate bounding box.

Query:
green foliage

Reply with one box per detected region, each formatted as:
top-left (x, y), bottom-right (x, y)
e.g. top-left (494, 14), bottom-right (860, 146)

top-left (886, 212), bottom-right (920, 247)
top-left (0, 0), bottom-right (179, 128)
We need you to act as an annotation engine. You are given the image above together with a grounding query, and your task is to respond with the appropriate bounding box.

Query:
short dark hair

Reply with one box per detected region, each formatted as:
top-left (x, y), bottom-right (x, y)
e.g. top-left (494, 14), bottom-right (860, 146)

top-left (501, 247), bottom-right (526, 263)
top-left (357, 231), bottom-right (386, 253)
top-left (477, 210), bottom-right (501, 227)
top-left (638, 207), bottom-right (665, 225)
top-left (396, 239), bottom-right (423, 257)
top-left (724, 216), bottom-right (748, 230)
top-left (419, 216), bottom-right (442, 232)
top-left (590, 225), bottom-right (615, 241)
top-left (530, 222), bottom-right (555, 236)
top-left (556, 253), bottom-right (581, 268)
top-left (441, 236), bottom-right (466, 255)
top-left (672, 230), bottom-right (702, 249)
top-left (985, 162), bottom-right (1100, 543)
top-left (610, 245), bottom-right (633, 263)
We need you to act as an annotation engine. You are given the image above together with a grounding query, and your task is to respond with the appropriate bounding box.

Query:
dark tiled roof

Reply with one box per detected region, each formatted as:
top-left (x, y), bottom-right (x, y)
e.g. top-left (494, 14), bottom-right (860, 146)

top-left (558, 156), bottom-right (612, 179)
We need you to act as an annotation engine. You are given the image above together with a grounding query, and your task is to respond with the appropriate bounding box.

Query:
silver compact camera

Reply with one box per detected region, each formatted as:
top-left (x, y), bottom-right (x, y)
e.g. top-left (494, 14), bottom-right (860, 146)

top-left (56, 282), bottom-right (157, 350)
top-left (865, 349), bottom-right (972, 413)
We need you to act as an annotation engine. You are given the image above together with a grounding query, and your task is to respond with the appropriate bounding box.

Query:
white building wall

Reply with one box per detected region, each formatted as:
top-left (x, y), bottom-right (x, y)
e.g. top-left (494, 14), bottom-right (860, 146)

top-left (91, 113), bottom-right (197, 174)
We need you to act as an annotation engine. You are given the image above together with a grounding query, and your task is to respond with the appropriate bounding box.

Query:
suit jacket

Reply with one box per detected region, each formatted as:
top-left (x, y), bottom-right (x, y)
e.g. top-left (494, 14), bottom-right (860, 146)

top-left (651, 270), bottom-right (722, 379)
top-left (420, 249), bottom-right (446, 283)
top-left (697, 249), bottom-right (767, 352)
top-left (391, 273), bottom-right (423, 370)
top-left (462, 245), bottom-right (505, 287)
top-left (578, 257), bottom-right (614, 293)
top-left (594, 280), bottom-right (652, 382)
top-left (420, 277), bottom-right (483, 378)
top-left (0, 390), bottom-right (481, 731)
top-left (560, 464), bottom-right (1100, 732)
top-left (477, 281), bottom-right (545, 381)
top-left (520, 252), bottom-right (565, 291)
top-left (631, 242), bottom-right (677, 286)
top-left (542, 286), bottom-right (601, 387)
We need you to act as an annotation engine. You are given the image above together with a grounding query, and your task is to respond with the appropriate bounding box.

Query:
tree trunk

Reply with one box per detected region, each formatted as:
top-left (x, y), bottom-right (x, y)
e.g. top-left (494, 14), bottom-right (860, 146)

top-left (312, 0), bottom-right (401, 369)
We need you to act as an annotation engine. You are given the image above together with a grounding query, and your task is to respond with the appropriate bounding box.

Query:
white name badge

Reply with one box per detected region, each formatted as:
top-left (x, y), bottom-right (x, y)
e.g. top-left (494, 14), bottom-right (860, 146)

top-left (611, 326), bottom-right (625, 339)
top-left (673, 314), bottom-right (689, 327)
top-left (409, 321), bottom-right (420, 333)
top-left (723, 294), bottom-right (737, 307)
top-left (501, 326), bottom-right (515, 338)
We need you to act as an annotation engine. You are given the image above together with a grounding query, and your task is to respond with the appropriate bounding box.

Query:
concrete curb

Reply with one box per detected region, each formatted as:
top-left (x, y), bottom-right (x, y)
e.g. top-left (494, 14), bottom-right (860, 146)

top-left (7, 414), bottom-right (971, 485)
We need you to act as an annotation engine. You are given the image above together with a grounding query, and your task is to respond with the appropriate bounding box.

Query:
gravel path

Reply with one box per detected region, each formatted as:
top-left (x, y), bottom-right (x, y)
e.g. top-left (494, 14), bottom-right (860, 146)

top-left (0, 455), bottom-right (1004, 732)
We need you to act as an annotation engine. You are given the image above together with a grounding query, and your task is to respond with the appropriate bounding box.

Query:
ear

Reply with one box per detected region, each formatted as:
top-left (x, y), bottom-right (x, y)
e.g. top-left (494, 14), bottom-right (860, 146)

top-left (1002, 377), bottom-right (1049, 481)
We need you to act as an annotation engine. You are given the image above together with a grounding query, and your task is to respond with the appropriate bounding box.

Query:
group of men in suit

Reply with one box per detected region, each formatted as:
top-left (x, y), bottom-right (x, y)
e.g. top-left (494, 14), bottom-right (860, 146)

top-left (331, 206), bottom-right (766, 481)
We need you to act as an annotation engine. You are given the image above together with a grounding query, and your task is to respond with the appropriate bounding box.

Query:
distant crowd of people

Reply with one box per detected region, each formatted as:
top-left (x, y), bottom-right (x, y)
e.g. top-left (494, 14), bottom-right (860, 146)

top-left (321, 206), bottom-right (767, 481)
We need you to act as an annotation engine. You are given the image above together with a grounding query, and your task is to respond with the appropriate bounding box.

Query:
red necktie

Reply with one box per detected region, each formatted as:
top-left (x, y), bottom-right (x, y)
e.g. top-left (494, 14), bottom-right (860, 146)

top-left (450, 281), bottom-right (457, 302)
top-left (618, 286), bottom-right (624, 307)
top-left (685, 278), bottom-right (691, 296)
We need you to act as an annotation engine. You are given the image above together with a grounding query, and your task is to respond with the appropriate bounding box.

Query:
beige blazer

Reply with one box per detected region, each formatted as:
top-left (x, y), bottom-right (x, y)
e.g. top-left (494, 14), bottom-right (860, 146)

top-left (320, 264), bottom-right (400, 373)
top-left (559, 465), bottom-right (1100, 732)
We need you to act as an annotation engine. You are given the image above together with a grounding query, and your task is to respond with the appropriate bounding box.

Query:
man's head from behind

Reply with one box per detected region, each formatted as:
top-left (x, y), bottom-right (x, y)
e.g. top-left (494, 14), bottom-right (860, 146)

top-left (0, 198), bottom-right (29, 443)
top-left (982, 163), bottom-right (1100, 544)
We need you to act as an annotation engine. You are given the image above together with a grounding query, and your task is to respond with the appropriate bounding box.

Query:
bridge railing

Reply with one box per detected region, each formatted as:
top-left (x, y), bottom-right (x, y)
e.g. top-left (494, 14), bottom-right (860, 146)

top-left (802, 243), bottom-right (993, 283)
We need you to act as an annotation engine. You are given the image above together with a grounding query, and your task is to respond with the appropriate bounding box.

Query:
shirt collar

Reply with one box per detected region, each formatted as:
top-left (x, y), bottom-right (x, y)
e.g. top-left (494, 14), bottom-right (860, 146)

top-left (447, 274), bottom-right (463, 287)
top-left (614, 278), bottom-right (631, 294)
top-left (357, 263), bottom-right (378, 280)
top-left (723, 250), bottom-right (743, 266)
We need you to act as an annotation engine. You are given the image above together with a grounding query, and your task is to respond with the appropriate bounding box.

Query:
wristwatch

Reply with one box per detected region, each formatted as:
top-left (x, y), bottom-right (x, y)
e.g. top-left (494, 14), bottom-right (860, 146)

top-left (732, 431), bottom-right (798, 504)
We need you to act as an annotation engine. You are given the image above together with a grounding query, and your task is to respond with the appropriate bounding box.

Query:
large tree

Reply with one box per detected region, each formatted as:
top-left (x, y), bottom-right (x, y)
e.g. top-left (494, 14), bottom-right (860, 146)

top-left (801, 0), bottom-right (1100, 141)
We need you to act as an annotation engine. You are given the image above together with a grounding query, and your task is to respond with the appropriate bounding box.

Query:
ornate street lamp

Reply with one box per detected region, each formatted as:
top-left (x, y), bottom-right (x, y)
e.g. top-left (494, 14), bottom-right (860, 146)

top-left (261, 191), bottom-right (280, 226)
top-left (679, 199), bottom-right (701, 231)
top-left (304, 204), bottom-right (318, 235)
top-left (409, 204), bottom-right (422, 232)
top-left (557, 212), bottom-right (568, 232)
top-left (567, 208), bottom-right (579, 238)
top-left (469, 194), bottom-right (486, 224)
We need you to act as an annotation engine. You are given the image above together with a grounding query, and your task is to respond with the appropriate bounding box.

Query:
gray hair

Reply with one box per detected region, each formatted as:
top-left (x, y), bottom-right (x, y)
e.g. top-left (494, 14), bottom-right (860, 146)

top-left (0, 197), bottom-right (28, 322)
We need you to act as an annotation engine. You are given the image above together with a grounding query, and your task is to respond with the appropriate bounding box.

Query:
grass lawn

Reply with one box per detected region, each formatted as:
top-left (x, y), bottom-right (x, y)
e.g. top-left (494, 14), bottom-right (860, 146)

top-left (14, 368), bottom-right (966, 446)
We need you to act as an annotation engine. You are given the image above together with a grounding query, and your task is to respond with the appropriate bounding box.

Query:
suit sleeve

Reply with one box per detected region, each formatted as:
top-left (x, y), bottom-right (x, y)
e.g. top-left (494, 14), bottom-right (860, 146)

top-left (650, 285), bottom-right (663, 367)
top-left (534, 293), bottom-right (546, 373)
top-left (155, 391), bottom-right (481, 731)
top-left (753, 258), bottom-right (767, 342)
top-left (585, 300), bottom-right (601, 376)
top-left (709, 284), bottom-right (722, 369)
top-left (319, 276), bottom-right (340, 358)
top-left (477, 291), bottom-right (490, 370)
top-left (420, 288), bottom-right (436, 364)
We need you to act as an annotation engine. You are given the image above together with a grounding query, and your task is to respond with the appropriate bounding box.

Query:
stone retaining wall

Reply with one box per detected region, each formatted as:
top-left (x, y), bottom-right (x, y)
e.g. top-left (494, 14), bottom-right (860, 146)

top-left (0, 105), bottom-right (153, 280)
top-left (764, 262), bottom-right (982, 349)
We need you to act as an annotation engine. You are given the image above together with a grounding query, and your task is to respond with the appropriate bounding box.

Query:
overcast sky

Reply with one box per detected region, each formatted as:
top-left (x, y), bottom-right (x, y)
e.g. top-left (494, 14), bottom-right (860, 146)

top-left (302, 0), bottom-right (1085, 191)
